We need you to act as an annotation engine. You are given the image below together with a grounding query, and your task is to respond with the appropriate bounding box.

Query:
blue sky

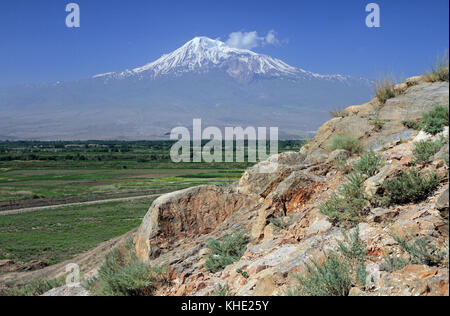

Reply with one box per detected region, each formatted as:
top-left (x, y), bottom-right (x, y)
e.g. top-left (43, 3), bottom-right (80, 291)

top-left (0, 0), bottom-right (448, 86)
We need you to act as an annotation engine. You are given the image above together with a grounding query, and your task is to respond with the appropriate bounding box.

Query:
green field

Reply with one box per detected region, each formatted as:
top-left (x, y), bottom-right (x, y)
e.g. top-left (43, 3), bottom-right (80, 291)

top-left (0, 140), bottom-right (305, 268)
top-left (0, 198), bottom-right (155, 265)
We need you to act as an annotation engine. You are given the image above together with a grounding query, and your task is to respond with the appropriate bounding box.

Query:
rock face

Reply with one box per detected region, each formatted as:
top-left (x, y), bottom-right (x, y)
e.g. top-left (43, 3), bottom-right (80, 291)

top-left (133, 78), bottom-right (449, 296)
top-left (300, 79), bottom-right (449, 156)
top-left (135, 186), bottom-right (253, 262)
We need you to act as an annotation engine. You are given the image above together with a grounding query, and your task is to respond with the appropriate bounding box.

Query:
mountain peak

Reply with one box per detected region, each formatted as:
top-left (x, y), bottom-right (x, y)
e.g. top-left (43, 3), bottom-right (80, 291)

top-left (92, 37), bottom-right (360, 83)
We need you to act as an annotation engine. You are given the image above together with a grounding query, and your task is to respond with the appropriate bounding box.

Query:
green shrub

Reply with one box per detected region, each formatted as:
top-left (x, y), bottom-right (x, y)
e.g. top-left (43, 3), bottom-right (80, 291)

top-left (392, 234), bottom-right (448, 267)
top-left (380, 255), bottom-right (409, 272)
top-left (424, 53), bottom-right (449, 83)
top-left (337, 227), bottom-right (368, 266)
top-left (334, 155), bottom-right (353, 174)
top-left (328, 135), bottom-right (363, 154)
top-left (412, 138), bottom-right (444, 165)
top-left (91, 240), bottom-right (169, 296)
top-left (95, 247), bottom-right (151, 296)
top-left (211, 284), bottom-right (233, 296)
top-left (205, 231), bottom-right (249, 273)
top-left (268, 215), bottom-right (293, 231)
top-left (297, 253), bottom-right (352, 296)
top-left (236, 269), bottom-right (250, 279)
top-left (381, 169), bottom-right (439, 205)
top-left (369, 115), bottom-right (387, 131)
top-left (320, 173), bottom-right (368, 227)
top-left (421, 105), bottom-right (449, 135)
top-left (8, 278), bottom-right (65, 296)
top-left (402, 119), bottom-right (422, 130)
top-left (291, 228), bottom-right (368, 296)
top-left (374, 77), bottom-right (396, 104)
top-left (353, 149), bottom-right (385, 177)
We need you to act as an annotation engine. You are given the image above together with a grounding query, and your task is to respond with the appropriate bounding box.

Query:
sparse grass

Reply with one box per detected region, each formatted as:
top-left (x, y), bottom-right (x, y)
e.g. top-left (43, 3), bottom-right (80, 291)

top-left (424, 52), bottom-right (449, 83)
top-left (328, 135), bottom-right (363, 154)
top-left (392, 234), bottom-right (448, 267)
top-left (380, 255), bottom-right (409, 273)
top-left (421, 105), bottom-right (449, 135)
top-left (211, 284), bottom-right (233, 296)
top-left (380, 168), bottom-right (439, 205)
top-left (205, 231), bottom-right (249, 273)
top-left (90, 239), bottom-right (170, 296)
top-left (402, 119), bottom-right (422, 130)
top-left (7, 277), bottom-right (65, 296)
top-left (369, 115), bottom-right (387, 131)
top-left (330, 107), bottom-right (347, 118)
top-left (352, 149), bottom-right (385, 178)
top-left (412, 138), bottom-right (445, 165)
top-left (374, 76), bottom-right (396, 105)
top-left (268, 215), bottom-right (293, 231)
top-left (297, 253), bottom-right (352, 296)
top-left (334, 155), bottom-right (353, 174)
top-left (319, 173), bottom-right (368, 227)
top-left (290, 228), bottom-right (368, 296)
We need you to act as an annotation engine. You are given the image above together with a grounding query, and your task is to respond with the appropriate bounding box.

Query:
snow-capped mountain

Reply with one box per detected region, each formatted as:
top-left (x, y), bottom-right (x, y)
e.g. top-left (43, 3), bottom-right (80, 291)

top-left (0, 37), bottom-right (373, 140)
top-left (92, 37), bottom-right (366, 84)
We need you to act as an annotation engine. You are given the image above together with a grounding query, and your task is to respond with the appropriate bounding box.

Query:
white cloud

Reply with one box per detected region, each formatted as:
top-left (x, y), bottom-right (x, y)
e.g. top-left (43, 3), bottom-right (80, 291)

top-left (265, 30), bottom-right (279, 45)
top-left (225, 30), bottom-right (281, 50)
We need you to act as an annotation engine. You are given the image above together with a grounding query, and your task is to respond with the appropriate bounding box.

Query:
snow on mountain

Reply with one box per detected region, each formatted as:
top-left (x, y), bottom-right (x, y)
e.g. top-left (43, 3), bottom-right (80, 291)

top-left (93, 37), bottom-right (363, 83)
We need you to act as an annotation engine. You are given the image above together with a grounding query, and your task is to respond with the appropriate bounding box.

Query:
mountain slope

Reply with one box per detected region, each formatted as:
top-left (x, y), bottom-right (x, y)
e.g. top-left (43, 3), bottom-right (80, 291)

top-left (0, 37), bottom-right (373, 140)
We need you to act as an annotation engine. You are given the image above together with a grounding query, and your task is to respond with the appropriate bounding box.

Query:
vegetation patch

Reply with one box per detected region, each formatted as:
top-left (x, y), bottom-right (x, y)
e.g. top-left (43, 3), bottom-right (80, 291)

top-left (0, 198), bottom-right (155, 264)
top-left (381, 234), bottom-right (448, 272)
top-left (423, 53), bottom-right (449, 83)
top-left (402, 119), bottom-right (422, 130)
top-left (421, 105), bottom-right (449, 135)
top-left (89, 239), bottom-right (170, 296)
top-left (374, 76), bottom-right (396, 105)
top-left (380, 168), bottom-right (439, 205)
top-left (319, 173), bottom-right (368, 227)
top-left (352, 149), bottom-right (385, 178)
top-left (289, 227), bottom-right (368, 296)
top-left (205, 231), bottom-right (249, 273)
top-left (328, 135), bottom-right (363, 154)
top-left (412, 138), bottom-right (445, 165)
top-left (7, 277), bottom-right (65, 296)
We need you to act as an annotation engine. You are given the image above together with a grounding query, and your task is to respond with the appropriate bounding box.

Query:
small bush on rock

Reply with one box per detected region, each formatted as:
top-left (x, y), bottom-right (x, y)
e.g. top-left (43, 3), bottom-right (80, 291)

top-left (402, 119), bottom-right (422, 130)
top-left (328, 135), bottom-right (363, 155)
top-left (392, 234), bottom-right (449, 267)
top-left (421, 105), bottom-right (449, 135)
top-left (412, 138), bottom-right (445, 165)
top-left (374, 77), bottom-right (396, 104)
top-left (291, 228), bottom-right (368, 296)
top-left (297, 253), bottom-right (352, 296)
top-left (381, 169), bottom-right (439, 205)
top-left (205, 231), bottom-right (249, 273)
top-left (424, 53), bottom-right (449, 83)
top-left (91, 239), bottom-right (169, 296)
top-left (353, 149), bottom-right (385, 177)
top-left (320, 173), bottom-right (368, 227)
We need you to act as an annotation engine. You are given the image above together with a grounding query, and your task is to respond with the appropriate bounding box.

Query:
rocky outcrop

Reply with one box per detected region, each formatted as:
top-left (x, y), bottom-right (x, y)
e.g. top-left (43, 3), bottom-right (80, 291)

top-left (301, 79), bottom-right (449, 157)
top-left (135, 186), bottom-right (254, 262)
top-left (132, 77), bottom-right (449, 297)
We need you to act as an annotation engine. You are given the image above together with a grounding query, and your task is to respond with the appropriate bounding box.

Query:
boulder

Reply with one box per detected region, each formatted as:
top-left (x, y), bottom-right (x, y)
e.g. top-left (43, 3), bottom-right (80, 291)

top-left (436, 187), bottom-right (449, 220)
top-left (135, 186), bottom-right (252, 262)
